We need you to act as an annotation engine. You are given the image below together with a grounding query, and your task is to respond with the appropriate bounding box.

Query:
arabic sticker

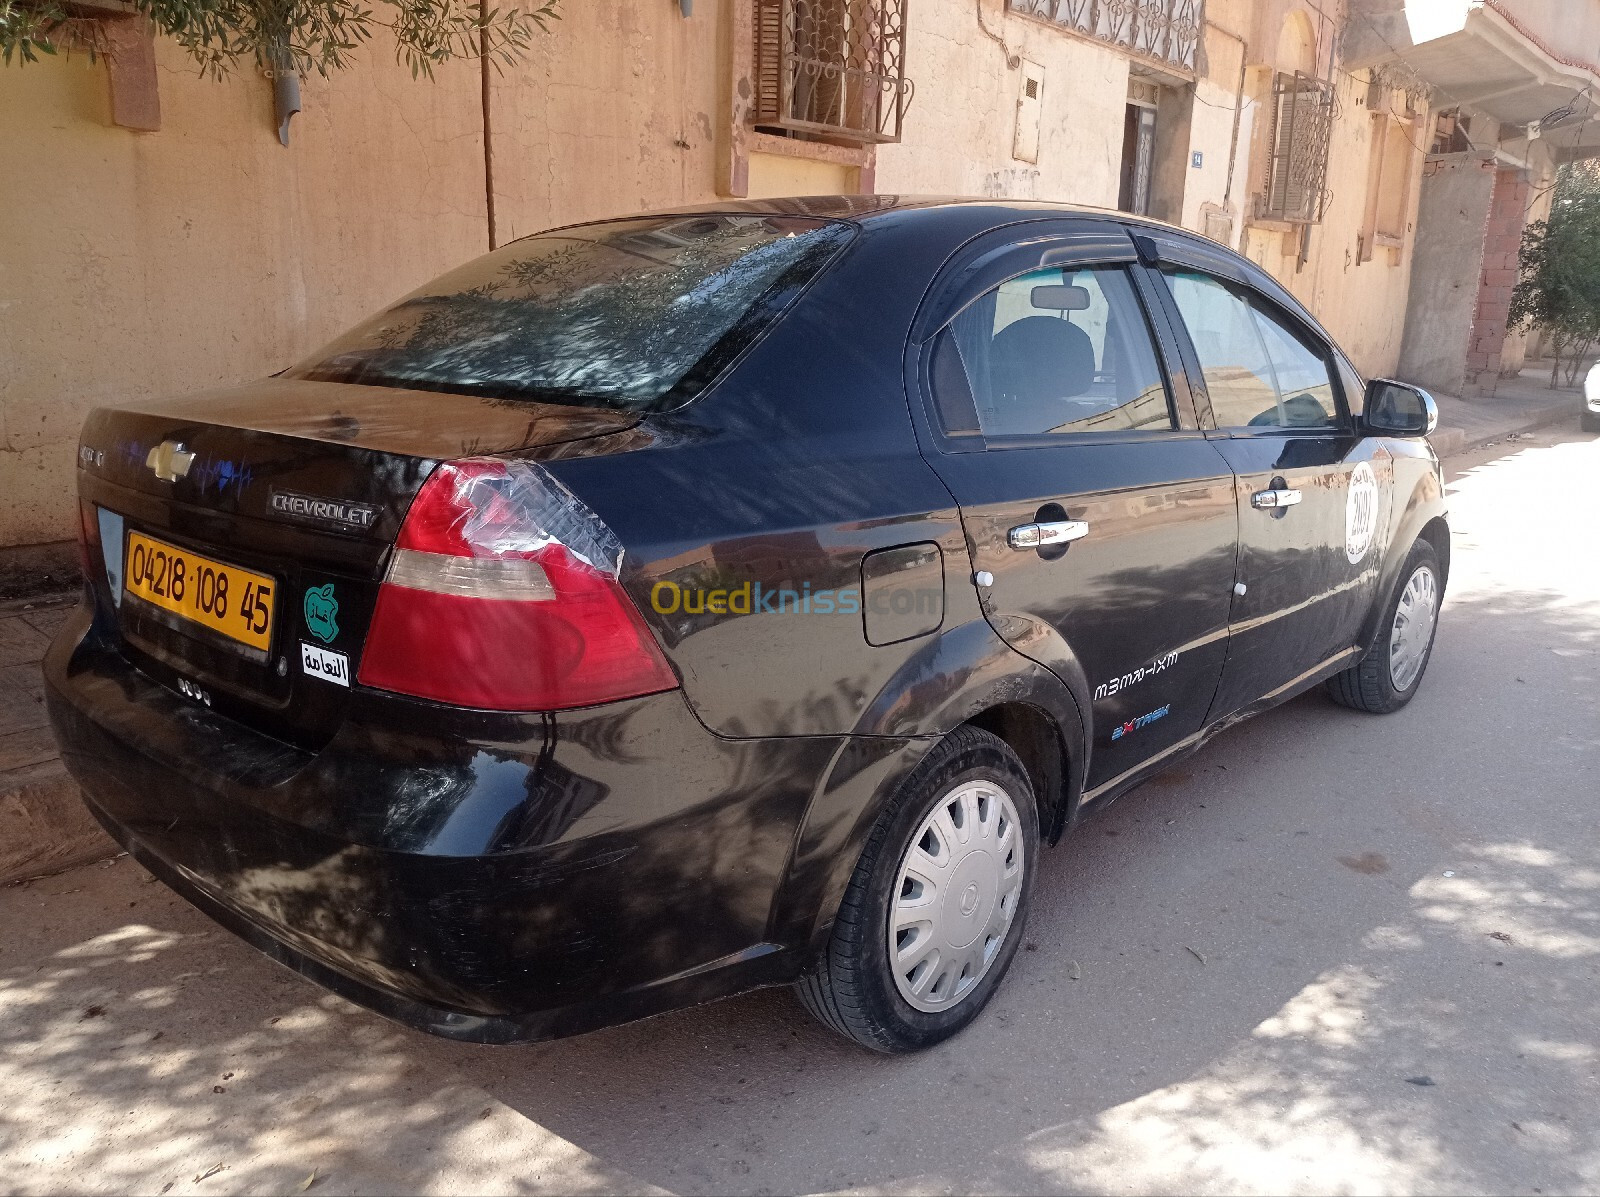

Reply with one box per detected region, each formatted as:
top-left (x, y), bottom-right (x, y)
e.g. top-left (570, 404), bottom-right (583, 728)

top-left (303, 583), bottom-right (340, 644)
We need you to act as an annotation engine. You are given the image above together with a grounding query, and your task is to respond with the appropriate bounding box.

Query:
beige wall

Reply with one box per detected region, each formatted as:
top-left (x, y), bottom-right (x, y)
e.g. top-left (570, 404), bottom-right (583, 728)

top-left (486, 0), bottom-right (727, 240)
top-left (0, 0), bottom-right (1441, 553)
top-left (1, 4), bottom-right (744, 552)
top-left (1236, 64), bottom-right (1428, 378)
top-left (1167, 0), bottom-right (1428, 377)
top-left (0, 35), bottom-right (487, 548)
top-left (875, 0), bottom-right (1129, 206)
top-left (1298, 74), bottom-right (1429, 377)
top-left (879, 0), bottom-right (1426, 376)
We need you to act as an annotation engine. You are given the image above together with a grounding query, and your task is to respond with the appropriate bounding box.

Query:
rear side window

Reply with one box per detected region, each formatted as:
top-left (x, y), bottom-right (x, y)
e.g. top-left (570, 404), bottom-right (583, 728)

top-left (932, 265), bottom-right (1174, 438)
top-left (291, 214), bottom-right (852, 412)
top-left (1161, 270), bottom-right (1339, 429)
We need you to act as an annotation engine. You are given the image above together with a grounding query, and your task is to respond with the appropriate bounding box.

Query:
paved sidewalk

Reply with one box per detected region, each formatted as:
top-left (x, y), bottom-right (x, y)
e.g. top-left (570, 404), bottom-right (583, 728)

top-left (0, 596), bottom-right (113, 883)
top-left (1426, 369), bottom-right (1583, 458)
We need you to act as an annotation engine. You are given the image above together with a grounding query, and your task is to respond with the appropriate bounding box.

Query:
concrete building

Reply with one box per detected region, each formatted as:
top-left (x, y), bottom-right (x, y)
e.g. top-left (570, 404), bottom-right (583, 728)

top-left (3, 0), bottom-right (1598, 574)
top-left (1347, 0), bottom-right (1600, 395)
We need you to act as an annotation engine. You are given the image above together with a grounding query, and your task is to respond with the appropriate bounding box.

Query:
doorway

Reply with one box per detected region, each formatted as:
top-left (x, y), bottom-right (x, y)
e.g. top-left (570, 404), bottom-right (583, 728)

top-left (1119, 83), bottom-right (1159, 215)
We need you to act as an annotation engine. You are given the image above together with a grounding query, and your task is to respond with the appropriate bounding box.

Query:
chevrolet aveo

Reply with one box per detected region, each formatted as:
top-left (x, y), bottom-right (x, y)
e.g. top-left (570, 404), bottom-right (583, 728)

top-left (47, 197), bottom-right (1447, 1053)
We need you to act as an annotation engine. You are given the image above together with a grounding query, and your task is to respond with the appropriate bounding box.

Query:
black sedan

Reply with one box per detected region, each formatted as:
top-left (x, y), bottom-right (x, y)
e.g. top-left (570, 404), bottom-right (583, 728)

top-left (46, 197), bottom-right (1447, 1053)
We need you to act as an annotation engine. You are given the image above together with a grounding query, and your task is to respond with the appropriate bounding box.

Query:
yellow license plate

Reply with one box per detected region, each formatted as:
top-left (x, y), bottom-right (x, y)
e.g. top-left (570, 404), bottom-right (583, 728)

top-left (124, 531), bottom-right (275, 653)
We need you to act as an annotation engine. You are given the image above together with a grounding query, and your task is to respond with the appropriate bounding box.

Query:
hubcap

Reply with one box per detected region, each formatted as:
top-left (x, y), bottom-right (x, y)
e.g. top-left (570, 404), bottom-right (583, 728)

top-left (1389, 564), bottom-right (1439, 692)
top-left (887, 780), bottom-right (1025, 1013)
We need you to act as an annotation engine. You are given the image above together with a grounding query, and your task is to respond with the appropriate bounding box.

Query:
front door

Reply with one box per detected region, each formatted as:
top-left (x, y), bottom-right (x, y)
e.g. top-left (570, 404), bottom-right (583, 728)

top-left (914, 231), bottom-right (1239, 790)
top-left (1155, 268), bottom-right (1389, 718)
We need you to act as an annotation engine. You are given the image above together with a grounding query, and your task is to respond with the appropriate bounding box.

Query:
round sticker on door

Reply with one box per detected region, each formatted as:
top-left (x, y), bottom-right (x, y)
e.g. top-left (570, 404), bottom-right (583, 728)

top-left (1345, 461), bottom-right (1380, 564)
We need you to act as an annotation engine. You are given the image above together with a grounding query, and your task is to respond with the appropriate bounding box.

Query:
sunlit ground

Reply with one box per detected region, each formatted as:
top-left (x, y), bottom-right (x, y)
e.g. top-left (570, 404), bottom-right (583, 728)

top-left (3, 426), bottom-right (1598, 1195)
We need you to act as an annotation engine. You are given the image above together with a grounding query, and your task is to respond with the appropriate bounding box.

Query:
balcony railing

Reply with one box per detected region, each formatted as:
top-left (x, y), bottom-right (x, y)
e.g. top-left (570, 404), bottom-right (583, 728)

top-left (1008, 0), bottom-right (1202, 74)
top-left (752, 0), bottom-right (913, 144)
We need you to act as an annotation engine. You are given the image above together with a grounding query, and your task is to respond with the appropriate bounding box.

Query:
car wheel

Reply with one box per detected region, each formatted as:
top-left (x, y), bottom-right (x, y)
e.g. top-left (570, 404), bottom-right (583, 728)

top-left (1326, 538), bottom-right (1442, 714)
top-left (795, 725), bottom-right (1039, 1053)
top-left (1582, 410), bottom-right (1600, 433)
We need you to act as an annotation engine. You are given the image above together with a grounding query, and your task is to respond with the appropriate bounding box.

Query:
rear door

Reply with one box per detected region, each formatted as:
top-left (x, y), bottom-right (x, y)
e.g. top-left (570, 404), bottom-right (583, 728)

top-left (910, 223), bottom-right (1239, 790)
top-left (1148, 258), bottom-right (1389, 719)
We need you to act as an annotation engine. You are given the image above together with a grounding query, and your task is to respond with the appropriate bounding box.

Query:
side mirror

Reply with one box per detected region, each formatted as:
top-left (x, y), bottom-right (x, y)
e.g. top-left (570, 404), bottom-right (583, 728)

top-left (1363, 379), bottom-right (1438, 437)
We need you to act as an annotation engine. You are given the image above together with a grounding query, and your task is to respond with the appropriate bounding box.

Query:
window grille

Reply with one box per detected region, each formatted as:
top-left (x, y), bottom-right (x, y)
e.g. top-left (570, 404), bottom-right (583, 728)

top-left (1007, 0), bottom-right (1202, 74)
top-left (752, 0), bottom-right (913, 144)
top-left (1259, 72), bottom-right (1333, 225)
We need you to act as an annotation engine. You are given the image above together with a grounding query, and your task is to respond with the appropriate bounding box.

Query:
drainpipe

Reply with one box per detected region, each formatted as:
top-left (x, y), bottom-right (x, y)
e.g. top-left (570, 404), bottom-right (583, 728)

top-left (270, 39), bottom-right (301, 147)
top-left (1209, 20), bottom-right (1250, 217)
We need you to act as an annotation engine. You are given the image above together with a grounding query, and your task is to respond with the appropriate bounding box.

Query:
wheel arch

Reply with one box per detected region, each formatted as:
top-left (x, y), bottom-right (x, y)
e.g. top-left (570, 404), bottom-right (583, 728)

top-left (849, 616), bottom-right (1090, 843)
top-left (1358, 457), bottom-right (1449, 648)
top-left (773, 623), bottom-right (1087, 957)
top-left (1417, 514), bottom-right (1451, 586)
top-left (964, 701), bottom-right (1072, 846)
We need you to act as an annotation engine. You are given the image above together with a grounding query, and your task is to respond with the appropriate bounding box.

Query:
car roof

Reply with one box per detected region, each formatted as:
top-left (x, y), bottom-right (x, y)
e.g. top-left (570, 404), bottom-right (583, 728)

top-left (526, 196), bottom-right (1351, 373)
top-left (541, 194), bottom-right (1194, 238)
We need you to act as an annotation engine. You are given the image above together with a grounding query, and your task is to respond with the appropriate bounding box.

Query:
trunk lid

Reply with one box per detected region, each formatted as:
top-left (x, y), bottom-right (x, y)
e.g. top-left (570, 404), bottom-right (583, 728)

top-left (78, 378), bottom-right (642, 748)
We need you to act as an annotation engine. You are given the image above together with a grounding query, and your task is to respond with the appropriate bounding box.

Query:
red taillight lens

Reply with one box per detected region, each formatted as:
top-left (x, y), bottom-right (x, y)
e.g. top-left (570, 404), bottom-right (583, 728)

top-left (358, 459), bottom-right (677, 711)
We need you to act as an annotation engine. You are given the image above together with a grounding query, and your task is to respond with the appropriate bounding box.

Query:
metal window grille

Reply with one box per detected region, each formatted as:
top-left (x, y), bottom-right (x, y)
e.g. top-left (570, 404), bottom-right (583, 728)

top-left (1258, 72), bottom-right (1333, 225)
top-left (752, 0), bottom-right (913, 143)
top-left (1006, 0), bottom-right (1202, 74)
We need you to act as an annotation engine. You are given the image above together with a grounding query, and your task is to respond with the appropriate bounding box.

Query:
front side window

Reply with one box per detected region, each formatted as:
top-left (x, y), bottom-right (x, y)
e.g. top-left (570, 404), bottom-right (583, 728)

top-left (1162, 270), bottom-right (1339, 429)
top-left (933, 264), bottom-right (1173, 438)
top-left (291, 214), bottom-right (852, 411)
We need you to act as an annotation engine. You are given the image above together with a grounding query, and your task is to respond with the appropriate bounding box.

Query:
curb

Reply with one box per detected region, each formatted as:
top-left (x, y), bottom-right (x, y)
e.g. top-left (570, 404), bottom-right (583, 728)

top-left (1, 594), bottom-right (117, 885)
top-left (1431, 400), bottom-right (1577, 460)
top-left (0, 761), bottom-right (115, 886)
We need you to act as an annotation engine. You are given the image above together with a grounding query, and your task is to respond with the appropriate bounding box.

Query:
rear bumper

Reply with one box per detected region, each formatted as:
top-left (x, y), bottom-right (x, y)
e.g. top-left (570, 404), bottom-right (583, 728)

top-left (44, 605), bottom-right (842, 1043)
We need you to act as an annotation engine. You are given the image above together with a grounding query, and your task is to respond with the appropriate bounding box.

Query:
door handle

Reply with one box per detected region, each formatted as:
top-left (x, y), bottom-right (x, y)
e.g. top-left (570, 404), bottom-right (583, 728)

top-left (1008, 520), bottom-right (1090, 550)
top-left (1251, 488), bottom-right (1303, 510)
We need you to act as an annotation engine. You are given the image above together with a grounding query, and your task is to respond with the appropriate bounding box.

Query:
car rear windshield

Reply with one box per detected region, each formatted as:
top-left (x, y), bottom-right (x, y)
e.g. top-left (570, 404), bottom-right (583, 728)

top-left (290, 214), bottom-right (852, 412)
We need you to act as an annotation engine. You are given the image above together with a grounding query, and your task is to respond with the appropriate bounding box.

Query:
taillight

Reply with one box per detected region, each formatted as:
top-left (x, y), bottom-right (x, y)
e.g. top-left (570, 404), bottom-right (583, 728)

top-left (358, 459), bottom-right (677, 711)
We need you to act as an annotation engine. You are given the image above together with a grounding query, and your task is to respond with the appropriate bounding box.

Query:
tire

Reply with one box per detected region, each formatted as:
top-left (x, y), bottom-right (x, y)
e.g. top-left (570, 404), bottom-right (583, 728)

top-left (1582, 410), bottom-right (1600, 433)
top-left (1325, 538), bottom-right (1442, 714)
top-left (795, 725), bottom-right (1039, 1053)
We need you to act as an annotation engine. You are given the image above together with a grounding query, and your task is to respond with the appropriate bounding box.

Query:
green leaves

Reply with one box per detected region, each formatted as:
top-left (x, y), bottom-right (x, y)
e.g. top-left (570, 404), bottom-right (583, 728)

top-left (1510, 162), bottom-right (1600, 374)
top-left (1, 2), bottom-right (104, 66)
top-left (1, 0), bottom-right (556, 78)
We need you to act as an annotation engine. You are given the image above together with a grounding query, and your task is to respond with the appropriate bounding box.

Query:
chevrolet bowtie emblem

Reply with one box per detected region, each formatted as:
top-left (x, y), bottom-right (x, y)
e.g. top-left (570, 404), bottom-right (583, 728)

top-left (146, 440), bottom-right (195, 483)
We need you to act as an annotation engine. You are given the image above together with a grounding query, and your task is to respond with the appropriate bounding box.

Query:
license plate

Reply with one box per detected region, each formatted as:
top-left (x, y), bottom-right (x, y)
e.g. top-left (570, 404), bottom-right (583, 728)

top-left (124, 531), bottom-right (275, 653)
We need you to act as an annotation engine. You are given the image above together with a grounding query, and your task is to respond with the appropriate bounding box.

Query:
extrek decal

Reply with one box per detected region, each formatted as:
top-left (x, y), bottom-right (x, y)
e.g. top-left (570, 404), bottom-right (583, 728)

top-left (1094, 650), bottom-right (1180, 701)
top-left (303, 583), bottom-right (341, 644)
top-left (1111, 705), bottom-right (1171, 742)
top-left (1345, 461), bottom-right (1380, 565)
top-left (271, 490), bottom-right (379, 532)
